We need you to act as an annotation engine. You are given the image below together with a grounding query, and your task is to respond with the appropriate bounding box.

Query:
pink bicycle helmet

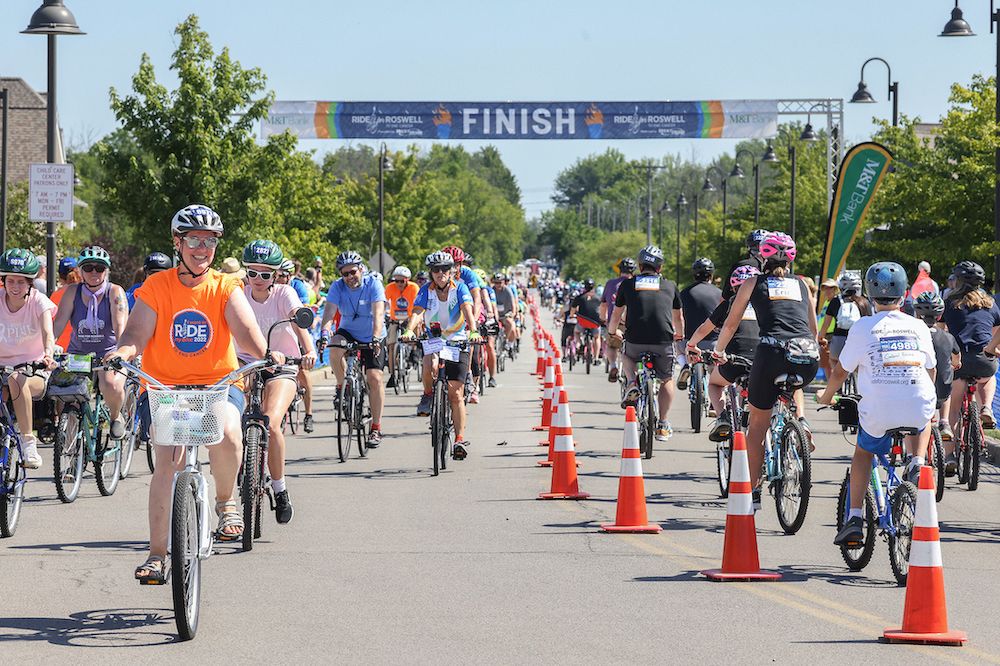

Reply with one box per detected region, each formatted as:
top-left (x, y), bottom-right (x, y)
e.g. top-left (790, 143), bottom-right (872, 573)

top-left (729, 264), bottom-right (762, 289)
top-left (758, 231), bottom-right (797, 263)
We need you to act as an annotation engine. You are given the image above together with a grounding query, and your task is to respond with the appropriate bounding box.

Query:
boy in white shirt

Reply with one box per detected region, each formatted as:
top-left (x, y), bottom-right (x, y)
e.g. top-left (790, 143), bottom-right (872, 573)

top-left (819, 262), bottom-right (936, 547)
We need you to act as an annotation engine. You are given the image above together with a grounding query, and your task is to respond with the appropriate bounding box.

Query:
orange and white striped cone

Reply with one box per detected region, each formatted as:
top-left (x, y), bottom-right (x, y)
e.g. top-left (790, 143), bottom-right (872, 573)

top-left (533, 332), bottom-right (545, 375)
top-left (538, 390), bottom-right (589, 500)
top-left (883, 466), bottom-right (967, 645)
top-left (532, 356), bottom-right (554, 431)
top-left (540, 367), bottom-right (564, 446)
top-left (601, 407), bottom-right (661, 533)
top-left (701, 432), bottom-right (781, 581)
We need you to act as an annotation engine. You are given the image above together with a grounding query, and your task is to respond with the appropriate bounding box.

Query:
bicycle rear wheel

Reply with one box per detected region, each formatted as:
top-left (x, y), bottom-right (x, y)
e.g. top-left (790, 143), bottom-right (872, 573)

top-left (585, 343), bottom-right (592, 374)
top-left (836, 470), bottom-right (876, 571)
top-left (775, 416), bottom-right (811, 534)
top-left (355, 383), bottom-right (369, 458)
top-left (337, 384), bottom-right (352, 462)
top-left (399, 347), bottom-right (410, 393)
top-left (888, 481), bottom-right (918, 586)
top-left (968, 398), bottom-right (982, 491)
top-left (690, 363), bottom-right (705, 433)
top-left (95, 417), bottom-right (122, 497)
top-left (930, 425), bottom-right (945, 502)
top-left (53, 410), bottom-right (85, 503)
top-left (1, 437), bottom-right (25, 537)
top-left (241, 423), bottom-right (265, 552)
top-left (171, 470), bottom-right (201, 641)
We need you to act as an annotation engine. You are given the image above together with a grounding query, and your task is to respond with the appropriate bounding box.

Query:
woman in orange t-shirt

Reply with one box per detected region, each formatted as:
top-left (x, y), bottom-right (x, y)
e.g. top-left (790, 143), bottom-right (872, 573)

top-left (105, 204), bottom-right (282, 584)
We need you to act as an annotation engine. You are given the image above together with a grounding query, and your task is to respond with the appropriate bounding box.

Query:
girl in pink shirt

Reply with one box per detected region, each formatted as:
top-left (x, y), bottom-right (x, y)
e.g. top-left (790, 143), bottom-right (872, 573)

top-left (0, 249), bottom-right (57, 468)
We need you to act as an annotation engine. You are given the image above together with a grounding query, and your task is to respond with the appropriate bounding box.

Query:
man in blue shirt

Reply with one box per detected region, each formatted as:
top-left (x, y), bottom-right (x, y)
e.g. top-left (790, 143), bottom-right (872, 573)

top-left (320, 250), bottom-right (387, 447)
top-left (126, 252), bottom-right (172, 309)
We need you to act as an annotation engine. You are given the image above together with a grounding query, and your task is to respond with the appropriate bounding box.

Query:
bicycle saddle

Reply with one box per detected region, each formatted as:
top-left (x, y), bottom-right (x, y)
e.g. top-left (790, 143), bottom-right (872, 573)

top-left (773, 373), bottom-right (804, 389)
top-left (885, 426), bottom-right (920, 437)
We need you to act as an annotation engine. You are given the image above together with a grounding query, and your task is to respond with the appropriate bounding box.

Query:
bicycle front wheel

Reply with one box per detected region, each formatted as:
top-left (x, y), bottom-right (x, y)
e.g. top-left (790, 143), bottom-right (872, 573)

top-left (171, 470), bottom-right (202, 641)
top-left (95, 417), bottom-right (122, 497)
top-left (930, 425), bottom-right (945, 502)
top-left (241, 423), bottom-right (265, 552)
top-left (53, 410), bottom-right (85, 504)
top-left (836, 470), bottom-right (876, 571)
top-left (888, 481), bottom-right (918, 586)
top-left (337, 384), bottom-right (352, 463)
top-left (1, 438), bottom-right (25, 537)
top-left (431, 381), bottom-right (447, 476)
top-left (119, 386), bottom-right (140, 479)
top-left (775, 416), bottom-right (812, 534)
top-left (690, 363), bottom-right (705, 433)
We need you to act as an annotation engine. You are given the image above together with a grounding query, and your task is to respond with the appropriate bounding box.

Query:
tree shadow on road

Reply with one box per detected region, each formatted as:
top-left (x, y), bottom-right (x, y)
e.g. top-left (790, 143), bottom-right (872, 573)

top-left (776, 564), bottom-right (900, 588)
top-left (287, 468), bottom-right (433, 481)
top-left (0, 608), bottom-right (177, 647)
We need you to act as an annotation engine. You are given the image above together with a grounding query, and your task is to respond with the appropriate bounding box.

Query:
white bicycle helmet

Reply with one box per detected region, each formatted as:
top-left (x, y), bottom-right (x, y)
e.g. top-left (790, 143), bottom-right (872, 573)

top-left (392, 266), bottom-right (412, 280)
top-left (171, 204), bottom-right (223, 236)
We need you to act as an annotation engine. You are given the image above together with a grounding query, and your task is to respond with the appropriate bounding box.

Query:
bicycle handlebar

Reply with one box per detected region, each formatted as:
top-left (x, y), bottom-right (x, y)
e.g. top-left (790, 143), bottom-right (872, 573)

top-left (106, 355), bottom-right (281, 390)
top-left (0, 360), bottom-right (48, 376)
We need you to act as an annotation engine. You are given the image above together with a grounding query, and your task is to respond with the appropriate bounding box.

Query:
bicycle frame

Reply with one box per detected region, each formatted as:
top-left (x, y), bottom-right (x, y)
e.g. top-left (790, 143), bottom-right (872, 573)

top-left (764, 394), bottom-right (797, 481)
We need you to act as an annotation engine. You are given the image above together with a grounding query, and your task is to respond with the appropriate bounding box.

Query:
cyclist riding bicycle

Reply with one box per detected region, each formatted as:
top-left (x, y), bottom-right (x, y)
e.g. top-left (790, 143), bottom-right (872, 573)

top-left (600, 258), bottom-right (636, 383)
top-left (713, 232), bottom-right (818, 503)
top-left (570, 278), bottom-right (602, 363)
top-left (492, 272), bottom-right (518, 346)
top-left (0, 249), bottom-right (57, 468)
top-left (818, 270), bottom-right (872, 365)
top-left (236, 240), bottom-right (317, 524)
top-left (474, 267), bottom-right (501, 388)
top-left (913, 291), bottom-right (961, 470)
top-left (126, 252), bottom-right (172, 310)
top-left (105, 204), bottom-right (284, 583)
top-left (51, 256), bottom-right (79, 353)
top-left (441, 246), bottom-right (486, 402)
top-left (608, 245), bottom-right (684, 442)
top-left (677, 258), bottom-right (722, 391)
top-left (819, 262), bottom-right (936, 545)
top-left (687, 264), bottom-right (762, 441)
top-left (721, 229), bottom-right (768, 300)
top-left (385, 265), bottom-right (419, 389)
top-left (52, 245), bottom-right (130, 440)
top-left (942, 260), bottom-right (1000, 434)
top-left (276, 260), bottom-right (316, 433)
top-left (320, 250), bottom-right (387, 448)
top-left (401, 251), bottom-right (480, 459)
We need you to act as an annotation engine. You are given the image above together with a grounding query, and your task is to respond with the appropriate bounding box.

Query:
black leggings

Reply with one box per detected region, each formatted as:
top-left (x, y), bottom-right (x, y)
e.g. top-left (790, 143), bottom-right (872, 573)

top-left (747, 344), bottom-right (818, 410)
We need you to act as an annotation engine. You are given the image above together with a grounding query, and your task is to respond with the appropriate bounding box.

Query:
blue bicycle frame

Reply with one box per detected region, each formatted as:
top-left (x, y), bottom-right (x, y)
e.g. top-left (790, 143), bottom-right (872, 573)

top-left (843, 452), bottom-right (905, 537)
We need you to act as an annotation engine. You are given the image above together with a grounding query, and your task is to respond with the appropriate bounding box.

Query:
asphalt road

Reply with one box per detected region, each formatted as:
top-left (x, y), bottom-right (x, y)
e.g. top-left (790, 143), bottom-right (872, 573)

top-left (3, 316), bottom-right (1000, 664)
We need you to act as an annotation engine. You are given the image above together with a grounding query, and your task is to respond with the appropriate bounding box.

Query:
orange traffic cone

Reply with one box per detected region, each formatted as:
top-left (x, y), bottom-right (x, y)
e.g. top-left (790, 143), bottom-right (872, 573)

top-left (532, 356), bottom-right (554, 431)
top-left (883, 466), bottom-right (967, 645)
top-left (601, 407), bottom-right (661, 533)
top-left (533, 333), bottom-right (545, 375)
top-left (538, 390), bottom-right (589, 500)
top-left (540, 367), bottom-right (564, 446)
top-left (701, 432), bottom-right (781, 581)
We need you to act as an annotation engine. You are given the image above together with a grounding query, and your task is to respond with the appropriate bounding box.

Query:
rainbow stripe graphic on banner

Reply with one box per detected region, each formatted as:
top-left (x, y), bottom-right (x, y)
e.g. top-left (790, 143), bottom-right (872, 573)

top-left (262, 100), bottom-right (778, 140)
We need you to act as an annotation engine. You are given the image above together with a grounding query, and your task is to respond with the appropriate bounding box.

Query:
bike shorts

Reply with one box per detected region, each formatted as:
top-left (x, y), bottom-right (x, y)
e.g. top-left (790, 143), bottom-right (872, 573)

top-left (138, 384), bottom-right (246, 442)
top-left (561, 323), bottom-right (576, 350)
top-left (333, 330), bottom-right (386, 371)
top-left (718, 359), bottom-right (752, 384)
top-left (623, 342), bottom-right (675, 381)
top-left (827, 335), bottom-right (847, 361)
top-left (954, 350), bottom-right (997, 380)
top-left (747, 344), bottom-right (818, 411)
top-left (857, 425), bottom-right (924, 456)
top-left (386, 319), bottom-right (408, 344)
top-left (427, 350), bottom-right (470, 384)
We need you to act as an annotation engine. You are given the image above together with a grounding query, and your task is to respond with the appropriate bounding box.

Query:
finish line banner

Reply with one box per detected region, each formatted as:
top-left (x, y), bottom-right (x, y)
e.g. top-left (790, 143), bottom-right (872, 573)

top-left (261, 101), bottom-right (778, 140)
top-left (821, 142), bottom-right (893, 282)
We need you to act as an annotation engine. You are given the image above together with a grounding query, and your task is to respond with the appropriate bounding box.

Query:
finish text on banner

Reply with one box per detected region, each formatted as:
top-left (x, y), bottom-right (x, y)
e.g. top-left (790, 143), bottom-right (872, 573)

top-left (261, 101), bottom-right (778, 140)
top-left (821, 142), bottom-right (893, 283)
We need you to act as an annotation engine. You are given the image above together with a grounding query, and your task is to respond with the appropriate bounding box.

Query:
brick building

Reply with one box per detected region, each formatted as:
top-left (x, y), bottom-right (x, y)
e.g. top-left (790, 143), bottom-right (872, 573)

top-left (1, 76), bottom-right (65, 185)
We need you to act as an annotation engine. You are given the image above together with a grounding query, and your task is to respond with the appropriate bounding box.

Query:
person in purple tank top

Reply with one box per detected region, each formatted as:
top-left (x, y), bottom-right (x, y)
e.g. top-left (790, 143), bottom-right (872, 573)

top-left (52, 246), bottom-right (129, 439)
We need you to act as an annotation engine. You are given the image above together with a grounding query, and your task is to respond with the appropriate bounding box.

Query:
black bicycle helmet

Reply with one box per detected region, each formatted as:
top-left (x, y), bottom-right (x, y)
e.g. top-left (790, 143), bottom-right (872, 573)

top-left (952, 260), bottom-right (985, 289)
top-left (171, 204), bottom-right (223, 236)
top-left (143, 252), bottom-right (172, 272)
top-left (692, 257), bottom-right (714, 280)
top-left (618, 257), bottom-right (637, 274)
top-left (913, 291), bottom-right (945, 320)
top-left (583, 278), bottom-right (596, 291)
top-left (415, 270), bottom-right (429, 281)
top-left (746, 228), bottom-right (769, 254)
top-left (637, 245), bottom-right (664, 268)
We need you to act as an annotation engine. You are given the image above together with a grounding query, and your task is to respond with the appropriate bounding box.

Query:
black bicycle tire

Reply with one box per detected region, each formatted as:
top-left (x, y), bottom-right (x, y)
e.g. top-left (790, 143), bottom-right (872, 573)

top-left (171, 471), bottom-right (201, 641)
top-left (691, 363), bottom-right (704, 433)
top-left (775, 416), bottom-right (811, 534)
top-left (717, 392), bottom-right (738, 498)
top-left (94, 412), bottom-right (122, 497)
top-left (956, 406), bottom-right (971, 484)
top-left (53, 409), bottom-right (85, 504)
top-left (241, 423), bottom-right (263, 552)
top-left (645, 377), bottom-right (657, 459)
top-left (836, 470), bottom-right (877, 571)
top-left (930, 425), bottom-right (945, 502)
top-left (337, 383), bottom-right (351, 462)
top-left (356, 380), bottom-right (368, 458)
top-left (400, 346), bottom-right (410, 393)
top-left (888, 481), bottom-right (918, 586)
top-left (145, 438), bottom-right (155, 473)
top-left (585, 342), bottom-right (592, 375)
top-left (119, 386), bottom-right (139, 480)
top-left (432, 380), bottom-right (445, 475)
top-left (968, 398), bottom-right (982, 491)
top-left (441, 383), bottom-right (452, 471)
top-left (0, 436), bottom-right (24, 537)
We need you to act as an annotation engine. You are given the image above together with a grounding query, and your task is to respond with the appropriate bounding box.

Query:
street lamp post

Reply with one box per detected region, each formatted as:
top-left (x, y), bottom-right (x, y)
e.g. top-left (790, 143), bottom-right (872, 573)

top-left (0, 88), bottom-right (9, 252)
top-left (656, 200), bottom-right (671, 248)
top-left (675, 193), bottom-right (687, 284)
top-left (634, 162), bottom-right (670, 244)
top-left (692, 193), bottom-right (700, 259)
top-left (732, 149), bottom-right (762, 226)
top-left (702, 166), bottom-right (727, 240)
top-left (23, 0), bottom-right (84, 295)
top-left (940, 2), bottom-right (1000, 283)
top-left (850, 57), bottom-right (899, 127)
top-left (377, 143), bottom-right (393, 276)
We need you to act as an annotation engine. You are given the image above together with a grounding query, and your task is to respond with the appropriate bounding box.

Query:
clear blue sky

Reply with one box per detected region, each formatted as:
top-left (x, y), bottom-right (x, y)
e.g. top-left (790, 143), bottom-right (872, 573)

top-left (1, 1), bottom-right (994, 218)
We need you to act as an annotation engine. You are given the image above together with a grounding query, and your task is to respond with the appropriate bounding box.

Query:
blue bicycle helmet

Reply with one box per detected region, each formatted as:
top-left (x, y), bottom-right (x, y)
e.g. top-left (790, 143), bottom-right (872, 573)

top-left (865, 262), bottom-right (907, 301)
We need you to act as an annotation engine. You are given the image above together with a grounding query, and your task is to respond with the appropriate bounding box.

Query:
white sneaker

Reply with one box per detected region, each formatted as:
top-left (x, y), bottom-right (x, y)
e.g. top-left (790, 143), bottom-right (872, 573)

top-left (22, 437), bottom-right (42, 469)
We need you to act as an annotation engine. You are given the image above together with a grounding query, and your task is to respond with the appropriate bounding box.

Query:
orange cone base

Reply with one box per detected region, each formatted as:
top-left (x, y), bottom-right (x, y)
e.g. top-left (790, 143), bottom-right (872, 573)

top-left (700, 569), bottom-right (782, 582)
top-left (882, 629), bottom-right (967, 646)
top-left (600, 523), bottom-right (662, 533)
top-left (538, 491), bottom-right (590, 500)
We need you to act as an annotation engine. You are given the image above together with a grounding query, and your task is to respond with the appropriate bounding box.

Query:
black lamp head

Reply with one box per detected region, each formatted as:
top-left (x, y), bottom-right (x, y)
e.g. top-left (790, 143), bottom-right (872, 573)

top-left (940, 4), bottom-right (975, 37)
top-left (676, 193), bottom-right (688, 207)
top-left (850, 81), bottom-right (876, 103)
top-left (22, 0), bottom-right (84, 35)
top-left (761, 143), bottom-right (778, 163)
top-left (701, 177), bottom-right (717, 192)
top-left (800, 123), bottom-right (818, 142)
top-left (729, 163), bottom-right (745, 179)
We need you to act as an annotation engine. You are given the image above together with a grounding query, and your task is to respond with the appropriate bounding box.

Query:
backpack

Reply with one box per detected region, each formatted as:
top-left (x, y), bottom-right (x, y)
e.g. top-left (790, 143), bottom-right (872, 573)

top-left (836, 297), bottom-right (861, 330)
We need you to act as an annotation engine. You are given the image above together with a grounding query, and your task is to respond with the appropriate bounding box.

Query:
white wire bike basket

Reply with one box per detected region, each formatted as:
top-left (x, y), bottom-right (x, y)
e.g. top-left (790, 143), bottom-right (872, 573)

top-left (147, 386), bottom-right (229, 447)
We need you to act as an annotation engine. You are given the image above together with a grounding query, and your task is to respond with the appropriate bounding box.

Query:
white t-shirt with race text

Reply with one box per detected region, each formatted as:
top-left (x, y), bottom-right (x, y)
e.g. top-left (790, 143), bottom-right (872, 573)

top-left (838, 309), bottom-right (936, 437)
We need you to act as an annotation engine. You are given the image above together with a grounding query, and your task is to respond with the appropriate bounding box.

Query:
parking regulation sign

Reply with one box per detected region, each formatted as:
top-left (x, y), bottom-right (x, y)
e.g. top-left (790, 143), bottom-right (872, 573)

top-left (28, 163), bottom-right (75, 223)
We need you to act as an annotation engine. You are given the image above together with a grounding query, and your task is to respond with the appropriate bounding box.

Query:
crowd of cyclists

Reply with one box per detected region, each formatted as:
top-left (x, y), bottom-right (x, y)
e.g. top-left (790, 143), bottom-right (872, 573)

top-left (3, 202), bottom-right (998, 608)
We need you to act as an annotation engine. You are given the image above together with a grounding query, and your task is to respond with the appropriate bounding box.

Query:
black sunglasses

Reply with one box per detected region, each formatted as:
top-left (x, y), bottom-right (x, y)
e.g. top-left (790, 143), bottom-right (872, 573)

top-left (430, 267), bottom-right (450, 274)
top-left (81, 264), bottom-right (107, 274)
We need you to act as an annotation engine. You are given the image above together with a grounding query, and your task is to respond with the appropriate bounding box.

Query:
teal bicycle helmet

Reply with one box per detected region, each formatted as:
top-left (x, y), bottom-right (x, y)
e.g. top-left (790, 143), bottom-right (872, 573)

top-left (78, 246), bottom-right (111, 268)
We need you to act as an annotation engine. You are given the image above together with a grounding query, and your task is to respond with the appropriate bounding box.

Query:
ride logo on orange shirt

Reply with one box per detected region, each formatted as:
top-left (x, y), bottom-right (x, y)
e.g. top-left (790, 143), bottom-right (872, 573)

top-left (384, 280), bottom-right (419, 321)
top-left (50, 286), bottom-right (72, 351)
top-left (133, 268), bottom-right (241, 386)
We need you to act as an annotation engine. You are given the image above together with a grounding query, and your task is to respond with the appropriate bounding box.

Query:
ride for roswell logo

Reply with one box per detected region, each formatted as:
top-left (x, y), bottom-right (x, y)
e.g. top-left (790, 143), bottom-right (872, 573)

top-left (171, 309), bottom-right (213, 356)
